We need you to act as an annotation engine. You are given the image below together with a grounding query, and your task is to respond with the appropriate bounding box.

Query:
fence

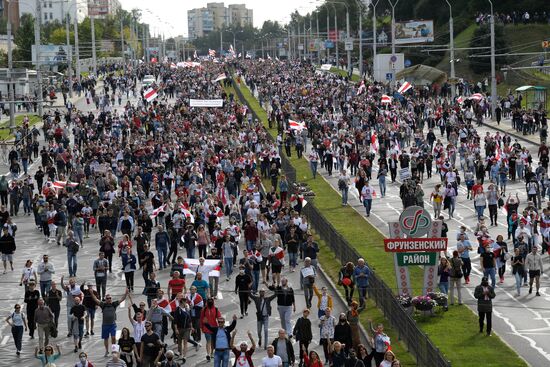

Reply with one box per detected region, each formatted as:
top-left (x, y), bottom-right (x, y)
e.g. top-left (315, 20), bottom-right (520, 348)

top-left (231, 79), bottom-right (451, 367)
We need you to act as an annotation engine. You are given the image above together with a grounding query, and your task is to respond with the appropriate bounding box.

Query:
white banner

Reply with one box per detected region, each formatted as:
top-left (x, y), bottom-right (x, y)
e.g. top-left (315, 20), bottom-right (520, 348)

top-left (320, 64), bottom-right (332, 71)
top-left (189, 99), bottom-right (224, 108)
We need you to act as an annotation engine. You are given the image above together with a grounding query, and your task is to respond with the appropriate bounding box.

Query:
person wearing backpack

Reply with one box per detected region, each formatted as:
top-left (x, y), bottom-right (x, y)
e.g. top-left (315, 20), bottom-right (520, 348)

top-left (64, 230), bottom-right (80, 277)
top-left (449, 250), bottom-right (464, 305)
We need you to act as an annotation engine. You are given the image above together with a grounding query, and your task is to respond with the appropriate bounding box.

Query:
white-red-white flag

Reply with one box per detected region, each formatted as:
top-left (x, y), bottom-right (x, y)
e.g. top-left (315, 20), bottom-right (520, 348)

top-left (158, 298), bottom-right (178, 313)
top-left (470, 93), bottom-right (483, 101)
top-left (150, 204), bottom-right (166, 219)
top-left (208, 49), bottom-right (216, 57)
top-left (213, 73), bottom-right (227, 82)
top-left (371, 133), bottom-right (379, 153)
top-left (397, 81), bottom-right (412, 94)
top-left (289, 119), bottom-right (307, 131)
top-left (144, 88), bottom-right (158, 102)
top-left (357, 80), bottom-right (366, 95)
top-left (381, 94), bottom-right (392, 104)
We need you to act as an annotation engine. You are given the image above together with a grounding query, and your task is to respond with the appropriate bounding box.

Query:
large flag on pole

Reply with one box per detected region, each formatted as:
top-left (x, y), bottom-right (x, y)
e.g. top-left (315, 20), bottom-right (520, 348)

top-left (289, 119), bottom-right (307, 131)
top-left (213, 73), bottom-right (227, 82)
top-left (144, 88), bottom-right (158, 102)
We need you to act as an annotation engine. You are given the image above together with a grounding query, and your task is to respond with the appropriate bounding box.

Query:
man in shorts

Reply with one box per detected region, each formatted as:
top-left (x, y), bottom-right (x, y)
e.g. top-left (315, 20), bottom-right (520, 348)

top-left (91, 287), bottom-right (129, 356)
top-left (0, 226), bottom-right (16, 273)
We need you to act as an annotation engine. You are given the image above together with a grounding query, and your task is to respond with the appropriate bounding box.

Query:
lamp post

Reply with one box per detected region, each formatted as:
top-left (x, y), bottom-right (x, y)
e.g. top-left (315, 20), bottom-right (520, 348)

top-left (6, 0), bottom-right (15, 129)
top-left (65, 10), bottom-right (73, 97)
top-left (372, 0), bottom-right (380, 79)
top-left (355, 0), bottom-right (363, 77)
top-left (388, 0), bottom-right (400, 56)
top-left (73, 4), bottom-right (80, 79)
top-left (328, 3), bottom-right (339, 68)
top-left (91, 14), bottom-right (97, 75)
top-left (488, 0), bottom-right (497, 120)
top-left (445, 0), bottom-right (455, 98)
top-left (34, 0), bottom-right (43, 116)
top-left (326, 5), bottom-right (330, 62)
top-left (328, 1), bottom-right (349, 72)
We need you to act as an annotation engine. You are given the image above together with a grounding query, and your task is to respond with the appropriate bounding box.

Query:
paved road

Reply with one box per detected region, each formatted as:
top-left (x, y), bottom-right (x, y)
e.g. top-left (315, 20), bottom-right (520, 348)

top-left (276, 104), bottom-right (550, 367)
top-left (0, 82), bottom-right (348, 367)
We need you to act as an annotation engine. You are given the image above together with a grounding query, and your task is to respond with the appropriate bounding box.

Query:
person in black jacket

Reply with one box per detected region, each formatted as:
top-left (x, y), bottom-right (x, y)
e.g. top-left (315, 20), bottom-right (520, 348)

top-left (293, 309), bottom-right (312, 366)
top-left (272, 329), bottom-right (295, 367)
top-left (334, 313), bottom-right (352, 354)
top-left (234, 265), bottom-right (253, 318)
top-left (0, 226), bottom-right (16, 272)
top-left (203, 314), bottom-right (238, 367)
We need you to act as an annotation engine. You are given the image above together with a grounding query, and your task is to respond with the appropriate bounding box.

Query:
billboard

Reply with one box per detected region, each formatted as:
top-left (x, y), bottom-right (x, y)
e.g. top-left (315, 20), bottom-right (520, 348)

top-left (31, 45), bottom-right (71, 66)
top-left (395, 20), bottom-right (434, 44)
top-left (88, 0), bottom-right (109, 16)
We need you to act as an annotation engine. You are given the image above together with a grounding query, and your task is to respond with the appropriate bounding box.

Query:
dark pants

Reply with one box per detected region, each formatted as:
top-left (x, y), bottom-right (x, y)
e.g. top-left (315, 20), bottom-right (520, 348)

top-left (461, 257), bottom-right (472, 279)
top-left (125, 271), bottom-right (134, 291)
top-left (238, 291), bottom-right (250, 315)
top-left (299, 340), bottom-right (310, 364)
top-left (0, 191), bottom-right (7, 206)
top-left (374, 351), bottom-right (385, 366)
top-left (95, 277), bottom-right (107, 300)
top-left (479, 311), bottom-right (492, 334)
top-left (12, 325), bottom-right (23, 351)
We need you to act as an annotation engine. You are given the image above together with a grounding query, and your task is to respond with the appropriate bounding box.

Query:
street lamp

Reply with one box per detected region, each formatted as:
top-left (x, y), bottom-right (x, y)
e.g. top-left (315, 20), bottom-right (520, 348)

top-left (327, 1), bottom-right (350, 73)
top-left (354, 0), bottom-right (364, 77)
top-left (445, 0), bottom-right (456, 99)
top-left (327, 3), bottom-right (338, 68)
top-left (488, 0), bottom-right (497, 120)
top-left (388, 0), bottom-right (400, 56)
top-left (371, 0), bottom-right (380, 80)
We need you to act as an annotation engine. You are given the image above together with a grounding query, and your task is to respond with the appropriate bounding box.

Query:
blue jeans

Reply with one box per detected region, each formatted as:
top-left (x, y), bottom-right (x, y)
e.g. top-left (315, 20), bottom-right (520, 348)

top-left (67, 251), bottom-right (78, 277)
top-left (214, 349), bottom-right (230, 367)
top-left (288, 252), bottom-right (298, 269)
top-left (379, 176), bottom-right (386, 197)
top-left (341, 187), bottom-right (349, 205)
top-left (22, 197), bottom-right (31, 214)
top-left (252, 270), bottom-right (260, 293)
top-left (363, 199), bottom-right (372, 216)
top-left (186, 246), bottom-right (196, 259)
top-left (246, 240), bottom-right (256, 252)
top-left (310, 161), bottom-right (318, 178)
top-left (74, 228), bottom-right (84, 245)
top-left (224, 257), bottom-right (233, 278)
top-left (40, 280), bottom-right (51, 297)
top-left (257, 317), bottom-right (269, 343)
top-left (157, 246), bottom-right (168, 269)
top-left (439, 281), bottom-right (449, 294)
top-left (475, 205), bottom-right (486, 218)
top-left (483, 267), bottom-right (496, 288)
top-left (514, 272), bottom-right (522, 294)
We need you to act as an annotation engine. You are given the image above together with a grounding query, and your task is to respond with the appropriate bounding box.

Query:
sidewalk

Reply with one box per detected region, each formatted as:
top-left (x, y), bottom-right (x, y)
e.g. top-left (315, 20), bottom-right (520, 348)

top-left (482, 117), bottom-right (542, 146)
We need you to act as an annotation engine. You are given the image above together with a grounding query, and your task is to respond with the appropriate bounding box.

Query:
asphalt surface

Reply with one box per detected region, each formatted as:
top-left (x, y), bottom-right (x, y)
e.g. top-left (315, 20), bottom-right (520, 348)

top-left (0, 82), bottom-right (348, 367)
top-left (261, 92), bottom-right (550, 367)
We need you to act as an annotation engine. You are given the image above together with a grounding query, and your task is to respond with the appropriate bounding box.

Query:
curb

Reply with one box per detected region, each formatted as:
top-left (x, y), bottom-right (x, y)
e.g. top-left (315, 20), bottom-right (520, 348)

top-left (481, 120), bottom-right (541, 146)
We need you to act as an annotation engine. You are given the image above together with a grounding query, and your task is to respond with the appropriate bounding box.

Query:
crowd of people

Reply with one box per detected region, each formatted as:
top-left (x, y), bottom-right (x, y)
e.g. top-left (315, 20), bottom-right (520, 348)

top-left (0, 59), bottom-right (405, 367)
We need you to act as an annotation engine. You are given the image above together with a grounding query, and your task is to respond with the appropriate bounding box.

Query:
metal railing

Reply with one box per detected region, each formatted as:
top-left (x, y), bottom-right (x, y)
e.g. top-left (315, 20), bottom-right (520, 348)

top-left (231, 78), bottom-right (451, 367)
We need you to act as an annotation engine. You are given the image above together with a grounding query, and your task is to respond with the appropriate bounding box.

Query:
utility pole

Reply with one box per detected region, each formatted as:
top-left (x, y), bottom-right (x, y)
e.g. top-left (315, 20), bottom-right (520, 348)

top-left (316, 11), bottom-right (320, 65)
top-left (446, 0), bottom-right (455, 98)
top-left (65, 11), bottom-right (73, 97)
top-left (91, 15), bottom-right (97, 75)
top-left (34, 0), bottom-right (43, 116)
top-left (488, 0), bottom-right (497, 120)
top-left (287, 25), bottom-right (291, 60)
top-left (356, 0), bottom-right (363, 77)
top-left (142, 24), bottom-right (147, 61)
top-left (6, 0), bottom-right (14, 130)
top-left (345, 5), bottom-right (350, 74)
top-left (388, 0), bottom-right (399, 56)
top-left (326, 6), bottom-right (330, 62)
top-left (332, 4), bottom-right (339, 68)
top-left (220, 30), bottom-right (223, 57)
top-left (372, 1), bottom-right (379, 77)
top-left (73, 5), bottom-right (80, 80)
top-left (120, 16), bottom-right (125, 68)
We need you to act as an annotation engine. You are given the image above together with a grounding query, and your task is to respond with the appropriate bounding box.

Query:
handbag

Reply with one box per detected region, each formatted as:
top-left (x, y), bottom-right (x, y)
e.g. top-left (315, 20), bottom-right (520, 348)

top-left (48, 320), bottom-right (58, 338)
top-left (90, 216), bottom-right (97, 225)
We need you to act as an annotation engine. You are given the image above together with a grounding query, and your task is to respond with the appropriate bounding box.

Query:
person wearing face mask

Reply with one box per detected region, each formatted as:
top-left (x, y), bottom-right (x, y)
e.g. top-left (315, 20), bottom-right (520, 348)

top-left (230, 329), bottom-right (256, 367)
top-left (474, 276), bottom-right (496, 336)
top-left (235, 265), bottom-right (253, 318)
top-left (158, 350), bottom-right (181, 366)
top-left (74, 351), bottom-right (94, 367)
top-left (200, 297), bottom-right (222, 361)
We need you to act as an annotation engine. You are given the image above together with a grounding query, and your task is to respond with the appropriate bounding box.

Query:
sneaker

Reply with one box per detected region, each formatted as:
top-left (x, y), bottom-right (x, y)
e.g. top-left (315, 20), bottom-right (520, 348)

top-left (104, 351), bottom-right (109, 357)
top-left (16, 351), bottom-right (20, 356)
top-left (74, 347), bottom-right (78, 353)
top-left (91, 331), bottom-right (95, 335)
top-left (536, 292), bottom-right (541, 296)
top-left (195, 343), bottom-right (201, 352)
top-left (84, 331), bottom-right (89, 337)
top-left (529, 287), bottom-right (533, 294)
top-left (206, 355), bottom-right (211, 361)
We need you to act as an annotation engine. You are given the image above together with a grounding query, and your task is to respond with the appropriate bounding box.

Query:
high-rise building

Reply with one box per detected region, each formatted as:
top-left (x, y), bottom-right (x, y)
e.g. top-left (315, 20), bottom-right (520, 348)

top-left (18, 0), bottom-right (89, 24)
top-left (187, 2), bottom-right (253, 39)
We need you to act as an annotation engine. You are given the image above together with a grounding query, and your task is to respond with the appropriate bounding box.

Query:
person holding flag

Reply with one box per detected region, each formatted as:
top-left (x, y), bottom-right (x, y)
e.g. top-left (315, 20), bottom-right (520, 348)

top-left (146, 298), bottom-right (174, 342)
top-left (267, 239), bottom-right (285, 288)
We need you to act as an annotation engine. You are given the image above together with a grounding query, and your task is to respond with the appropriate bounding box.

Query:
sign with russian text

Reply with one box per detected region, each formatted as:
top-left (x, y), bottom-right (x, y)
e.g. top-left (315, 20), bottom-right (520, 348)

top-left (384, 238), bottom-right (448, 252)
top-left (396, 252), bottom-right (437, 266)
top-left (189, 99), bottom-right (224, 108)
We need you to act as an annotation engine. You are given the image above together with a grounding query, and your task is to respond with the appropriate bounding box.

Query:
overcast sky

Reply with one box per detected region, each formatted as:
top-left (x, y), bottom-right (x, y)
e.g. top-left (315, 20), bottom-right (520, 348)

top-left (119, 0), bottom-right (320, 38)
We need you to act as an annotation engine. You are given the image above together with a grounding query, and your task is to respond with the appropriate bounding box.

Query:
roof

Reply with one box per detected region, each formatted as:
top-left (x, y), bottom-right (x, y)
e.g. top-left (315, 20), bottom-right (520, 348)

top-left (395, 64), bottom-right (447, 85)
top-left (515, 85), bottom-right (547, 92)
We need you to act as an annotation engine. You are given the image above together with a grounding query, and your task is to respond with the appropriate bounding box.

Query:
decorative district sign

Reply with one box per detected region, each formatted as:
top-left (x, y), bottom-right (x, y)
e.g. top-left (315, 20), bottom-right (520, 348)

top-left (386, 206), bottom-right (447, 297)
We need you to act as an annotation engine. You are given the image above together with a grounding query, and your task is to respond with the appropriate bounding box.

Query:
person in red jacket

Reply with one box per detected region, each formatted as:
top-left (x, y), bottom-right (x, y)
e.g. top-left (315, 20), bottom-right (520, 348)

top-left (200, 298), bottom-right (221, 361)
top-left (244, 219), bottom-right (259, 252)
top-left (230, 329), bottom-right (256, 367)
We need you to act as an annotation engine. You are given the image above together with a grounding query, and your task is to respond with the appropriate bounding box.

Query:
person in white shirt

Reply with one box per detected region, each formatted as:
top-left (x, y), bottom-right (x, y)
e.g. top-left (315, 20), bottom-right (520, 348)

top-left (525, 246), bottom-right (544, 296)
top-left (262, 345), bottom-right (283, 367)
top-left (361, 182), bottom-right (374, 217)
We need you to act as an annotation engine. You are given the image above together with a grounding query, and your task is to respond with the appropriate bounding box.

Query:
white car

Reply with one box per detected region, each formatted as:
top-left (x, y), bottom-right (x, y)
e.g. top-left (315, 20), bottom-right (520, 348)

top-left (142, 75), bottom-right (156, 87)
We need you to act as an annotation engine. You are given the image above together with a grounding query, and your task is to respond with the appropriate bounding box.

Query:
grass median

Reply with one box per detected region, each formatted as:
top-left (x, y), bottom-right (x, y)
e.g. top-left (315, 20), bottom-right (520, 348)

top-left (229, 79), bottom-right (527, 367)
top-left (0, 115), bottom-right (41, 140)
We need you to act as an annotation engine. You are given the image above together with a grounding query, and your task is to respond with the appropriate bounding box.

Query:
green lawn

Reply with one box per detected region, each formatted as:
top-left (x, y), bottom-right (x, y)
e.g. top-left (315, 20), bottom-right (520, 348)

top-left (232, 79), bottom-right (527, 367)
top-left (329, 67), bottom-right (361, 82)
top-left (0, 115), bottom-right (41, 140)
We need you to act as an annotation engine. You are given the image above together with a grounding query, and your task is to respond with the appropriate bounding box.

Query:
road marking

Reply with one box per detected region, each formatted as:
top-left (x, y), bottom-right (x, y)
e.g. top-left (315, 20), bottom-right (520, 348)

top-left (1, 335), bottom-right (9, 345)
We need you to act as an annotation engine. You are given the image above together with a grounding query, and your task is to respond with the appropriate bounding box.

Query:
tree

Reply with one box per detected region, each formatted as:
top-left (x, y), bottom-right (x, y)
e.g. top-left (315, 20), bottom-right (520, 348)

top-left (14, 14), bottom-right (35, 67)
top-left (468, 24), bottom-right (508, 75)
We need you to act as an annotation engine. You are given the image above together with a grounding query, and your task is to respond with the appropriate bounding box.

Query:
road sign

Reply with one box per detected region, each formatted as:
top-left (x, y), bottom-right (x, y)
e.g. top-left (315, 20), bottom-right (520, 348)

top-left (390, 55), bottom-right (397, 62)
top-left (385, 73), bottom-right (393, 81)
top-left (345, 39), bottom-right (353, 51)
top-left (325, 40), bottom-right (334, 49)
top-left (378, 31), bottom-right (388, 43)
top-left (404, 59), bottom-right (412, 67)
top-left (384, 238), bottom-right (448, 252)
top-left (396, 252), bottom-right (438, 266)
top-left (399, 206), bottom-right (432, 237)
